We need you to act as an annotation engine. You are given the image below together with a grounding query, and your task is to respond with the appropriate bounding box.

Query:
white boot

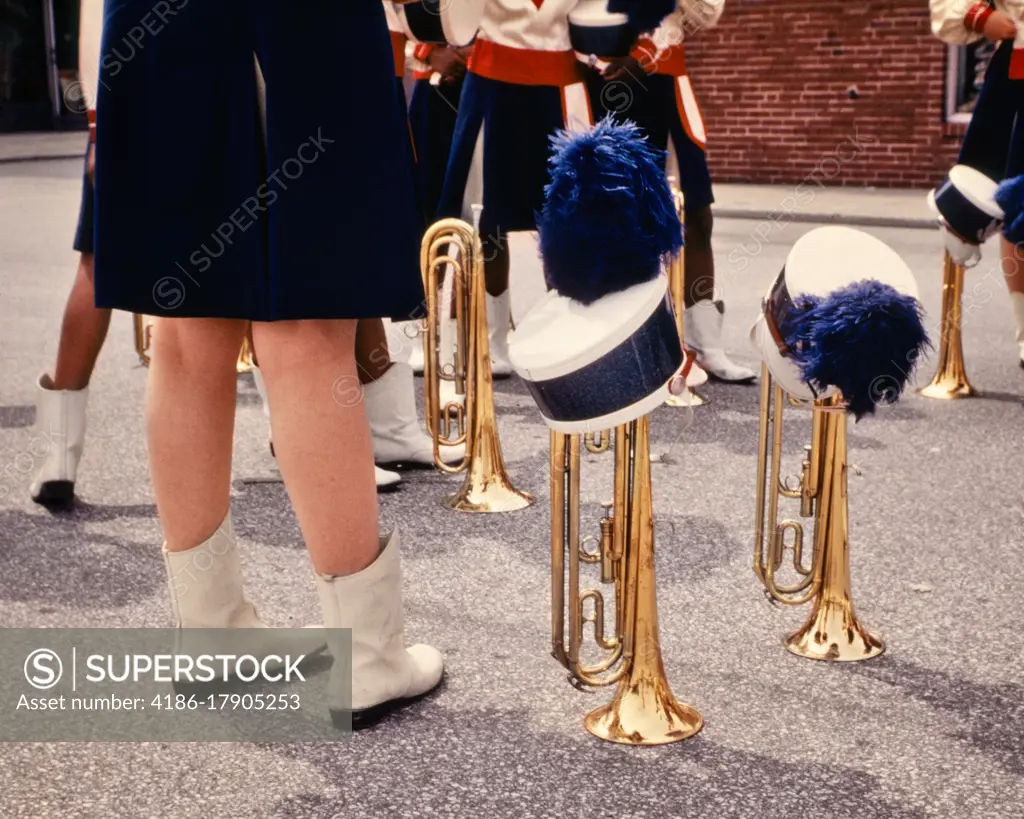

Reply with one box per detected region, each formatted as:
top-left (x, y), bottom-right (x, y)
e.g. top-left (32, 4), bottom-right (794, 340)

top-left (486, 291), bottom-right (513, 378)
top-left (684, 300), bottom-right (757, 383)
top-left (315, 529), bottom-right (444, 729)
top-left (365, 362), bottom-right (465, 467)
top-left (685, 360), bottom-right (709, 388)
top-left (163, 511), bottom-right (326, 675)
top-left (30, 374), bottom-right (88, 507)
top-left (1011, 292), bottom-right (1024, 368)
top-left (253, 367), bottom-right (402, 489)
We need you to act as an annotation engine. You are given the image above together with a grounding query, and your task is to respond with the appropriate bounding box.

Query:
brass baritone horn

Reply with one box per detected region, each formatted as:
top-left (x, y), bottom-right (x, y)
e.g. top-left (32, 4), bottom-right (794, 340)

top-left (918, 251), bottom-right (976, 399)
top-left (753, 362), bottom-right (884, 661)
top-left (133, 314), bottom-right (255, 373)
top-left (419, 209), bottom-right (532, 513)
top-left (551, 418), bottom-right (702, 745)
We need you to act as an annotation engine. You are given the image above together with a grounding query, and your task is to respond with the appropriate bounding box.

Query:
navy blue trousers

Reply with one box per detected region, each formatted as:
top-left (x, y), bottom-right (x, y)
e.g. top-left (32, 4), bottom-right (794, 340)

top-left (958, 42), bottom-right (1024, 181)
top-left (94, 0), bottom-right (423, 321)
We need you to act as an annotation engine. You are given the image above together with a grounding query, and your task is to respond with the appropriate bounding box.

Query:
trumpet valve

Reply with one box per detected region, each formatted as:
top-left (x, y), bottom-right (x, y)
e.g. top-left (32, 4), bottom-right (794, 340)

top-left (599, 501), bottom-right (615, 583)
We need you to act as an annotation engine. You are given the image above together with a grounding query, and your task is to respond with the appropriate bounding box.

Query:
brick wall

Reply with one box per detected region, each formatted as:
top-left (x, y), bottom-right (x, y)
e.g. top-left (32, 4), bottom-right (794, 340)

top-left (684, 0), bottom-right (966, 188)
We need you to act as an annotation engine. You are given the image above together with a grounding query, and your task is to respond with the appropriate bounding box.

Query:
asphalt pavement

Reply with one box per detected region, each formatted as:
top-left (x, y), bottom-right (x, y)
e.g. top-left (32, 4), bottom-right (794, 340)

top-left (1, 156), bottom-right (1023, 819)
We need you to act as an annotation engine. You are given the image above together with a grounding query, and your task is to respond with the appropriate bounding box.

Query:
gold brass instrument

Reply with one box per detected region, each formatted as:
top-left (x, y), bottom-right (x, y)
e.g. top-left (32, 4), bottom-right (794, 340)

top-left (665, 181), bottom-right (706, 408)
top-left (419, 208), bottom-right (532, 513)
top-left (753, 363), bottom-right (884, 661)
top-left (551, 418), bottom-right (702, 744)
top-left (919, 251), bottom-right (976, 399)
top-left (132, 314), bottom-right (255, 373)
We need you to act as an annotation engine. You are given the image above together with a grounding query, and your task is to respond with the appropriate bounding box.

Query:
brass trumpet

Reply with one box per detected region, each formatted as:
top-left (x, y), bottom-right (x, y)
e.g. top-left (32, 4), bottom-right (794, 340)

top-left (132, 314), bottom-right (255, 373)
top-left (919, 251), bottom-right (976, 399)
top-left (419, 208), bottom-right (532, 513)
top-left (753, 363), bottom-right (884, 661)
top-left (551, 418), bottom-right (702, 745)
top-left (665, 181), bottom-right (706, 408)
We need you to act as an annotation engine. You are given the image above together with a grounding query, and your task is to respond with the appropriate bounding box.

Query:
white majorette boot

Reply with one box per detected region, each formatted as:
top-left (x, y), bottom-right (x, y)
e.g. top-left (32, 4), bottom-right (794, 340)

top-left (252, 367), bottom-right (401, 489)
top-left (30, 374), bottom-right (89, 507)
top-left (163, 511), bottom-right (326, 681)
top-left (684, 299), bottom-right (758, 383)
top-left (315, 529), bottom-right (444, 730)
top-left (364, 362), bottom-right (466, 468)
top-left (1011, 291), bottom-right (1024, 369)
top-left (486, 291), bottom-right (514, 378)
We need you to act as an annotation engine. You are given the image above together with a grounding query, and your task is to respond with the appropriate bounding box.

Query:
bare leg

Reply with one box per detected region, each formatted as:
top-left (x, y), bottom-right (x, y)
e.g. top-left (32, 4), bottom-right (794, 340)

top-left (1002, 237), bottom-right (1024, 294)
top-left (147, 318), bottom-right (246, 552)
top-left (355, 318), bottom-right (393, 384)
top-left (683, 206), bottom-right (715, 307)
top-left (252, 319), bottom-right (379, 576)
top-left (51, 253), bottom-right (112, 390)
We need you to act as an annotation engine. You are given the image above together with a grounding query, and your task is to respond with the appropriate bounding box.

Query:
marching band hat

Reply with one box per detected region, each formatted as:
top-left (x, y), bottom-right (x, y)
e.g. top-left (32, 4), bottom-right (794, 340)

top-left (749, 226), bottom-right (930, 419)
top-left (393, 0), bottom-right (485, 47)
top-left (930, 164), bottom-right (1003, 267)
top-left (569, 0), bottom-right (637, 59)
top-left (509, 118), bottom-right (686, 433)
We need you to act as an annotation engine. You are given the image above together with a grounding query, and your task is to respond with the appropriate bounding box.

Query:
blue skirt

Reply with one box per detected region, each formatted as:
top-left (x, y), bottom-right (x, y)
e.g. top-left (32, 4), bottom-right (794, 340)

top-left (958, 42), bottom-right (1024, 181)
top-left (436, 73), bottom-right (569, 239)
top-left (409, 76), bottom-right (463, 226)
top-left (93, 0), bottom-right (424, 321)
top-left (73, 139), bottom-right (94, 255)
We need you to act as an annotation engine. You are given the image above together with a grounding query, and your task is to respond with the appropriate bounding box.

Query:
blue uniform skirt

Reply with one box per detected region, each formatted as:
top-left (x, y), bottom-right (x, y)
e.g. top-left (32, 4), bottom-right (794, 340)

top-left (958, 42), bottom-right (1024, 180)
top-left (409, 76), bottom-right (463, 226)
top-left (586, 68), bottom-right (714, 212)
top-left (437, 73), bottom-right (583, 241)
top-left (93, 0), bottom-right (424, 321)
top-left (73, 140), bottom-right (94, 255)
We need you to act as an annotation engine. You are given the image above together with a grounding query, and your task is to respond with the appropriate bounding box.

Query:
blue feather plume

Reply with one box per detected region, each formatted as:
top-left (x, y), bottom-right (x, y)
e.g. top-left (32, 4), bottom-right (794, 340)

top-left (996, 174), bottom-right (1024, 245)
top-left (779, 280), bottom-right (930, 420)
top-left (537, 117), bottom-right (683, 304)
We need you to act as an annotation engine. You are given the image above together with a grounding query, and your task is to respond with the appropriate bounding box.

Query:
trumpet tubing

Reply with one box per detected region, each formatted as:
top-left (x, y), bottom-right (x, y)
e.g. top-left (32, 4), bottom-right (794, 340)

top-left (551, 419), bottom-right (702, 745)
top-left (420, 215), bottom-right (531, 513)
top-left (919, 251), bottom-right (976, 399)
top-left (753, 364), bottom-right (884, 661)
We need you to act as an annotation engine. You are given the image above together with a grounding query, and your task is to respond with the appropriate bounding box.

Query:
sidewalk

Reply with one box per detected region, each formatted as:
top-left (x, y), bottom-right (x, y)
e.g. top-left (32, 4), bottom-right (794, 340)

top-left (0, 131), bottom-right (85, 163)
top-left (0, 132), bottom-right (937, 229)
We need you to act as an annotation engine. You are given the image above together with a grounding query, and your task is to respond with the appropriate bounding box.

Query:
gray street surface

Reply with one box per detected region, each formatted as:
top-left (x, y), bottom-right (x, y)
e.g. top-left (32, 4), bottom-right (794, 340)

top-left (1, 156), bottom-right (1022, 819)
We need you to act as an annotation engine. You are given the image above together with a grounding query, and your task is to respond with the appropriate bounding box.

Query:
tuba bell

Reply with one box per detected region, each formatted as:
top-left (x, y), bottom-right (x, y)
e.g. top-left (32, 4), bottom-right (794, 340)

top-left (752, 365), bottom-right (884, 661)
top-left (551, 419), bottom-right (703, 744)
top-left (418, 206), bottom-right (532, 513)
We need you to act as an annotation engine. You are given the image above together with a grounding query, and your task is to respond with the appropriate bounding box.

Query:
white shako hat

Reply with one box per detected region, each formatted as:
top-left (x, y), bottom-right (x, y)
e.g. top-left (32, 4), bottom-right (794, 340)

top-left (928, 164), bottom-right (1003, 267)
top-left (507, 118), bottom-right (687, 434)
top-left (749, 226), bottom-right (926, 418)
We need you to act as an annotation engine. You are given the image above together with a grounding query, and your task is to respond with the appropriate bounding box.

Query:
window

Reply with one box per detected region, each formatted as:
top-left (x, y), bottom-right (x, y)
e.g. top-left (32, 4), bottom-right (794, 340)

top-left (946, 40), bottom-right (995, 123)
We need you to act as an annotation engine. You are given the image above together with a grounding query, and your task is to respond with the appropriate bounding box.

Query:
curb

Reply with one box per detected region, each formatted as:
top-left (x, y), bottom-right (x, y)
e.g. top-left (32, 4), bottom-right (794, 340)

top-left (0, 153), bottom-right (82, 165)
top-left (713, 208), bottom-right (937, 231)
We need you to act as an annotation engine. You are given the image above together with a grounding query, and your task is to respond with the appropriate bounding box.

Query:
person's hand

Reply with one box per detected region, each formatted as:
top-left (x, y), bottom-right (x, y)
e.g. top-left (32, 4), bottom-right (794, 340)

top-left (428, 47), bottom-right (467, 82)
top-left (983, 10), bottom-right (1017, 42)
top-left (87, 142), bottom-right (95, 184)
top-left (602, 55), bottom-right (642, 81)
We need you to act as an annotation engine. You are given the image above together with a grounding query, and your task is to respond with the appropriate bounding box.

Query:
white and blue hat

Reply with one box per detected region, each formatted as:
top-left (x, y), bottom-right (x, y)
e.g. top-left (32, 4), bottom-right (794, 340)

top-left (393, 0), bottom-right (485, 46)
top-left (509, 118), bottom-right (687, 433)
top-left (930, 164), bottom-right (1003, 267)
top-left (750, 227), bottom-right (929, 419)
